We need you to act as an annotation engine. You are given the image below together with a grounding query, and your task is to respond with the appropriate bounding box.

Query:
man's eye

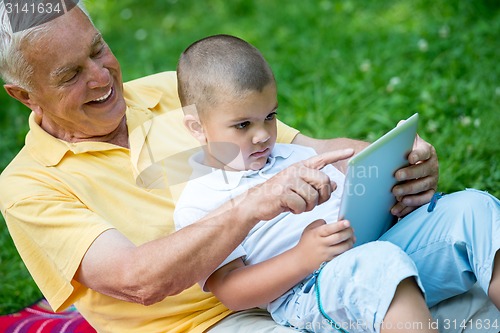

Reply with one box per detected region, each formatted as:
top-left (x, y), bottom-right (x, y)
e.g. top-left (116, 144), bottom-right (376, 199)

top-left (92, 45), bottom-right (105, 58)
top-left (235, 121), bottom-right (250, 129)
top-left (62, 71), bottom-right (78, 84)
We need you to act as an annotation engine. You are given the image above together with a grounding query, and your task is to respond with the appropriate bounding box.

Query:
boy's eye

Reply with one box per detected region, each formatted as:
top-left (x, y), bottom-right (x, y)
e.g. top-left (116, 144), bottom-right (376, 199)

top-left (234, 121), bottom-right (250, 129)
top-left (266, 112), bottom-right (277, 120)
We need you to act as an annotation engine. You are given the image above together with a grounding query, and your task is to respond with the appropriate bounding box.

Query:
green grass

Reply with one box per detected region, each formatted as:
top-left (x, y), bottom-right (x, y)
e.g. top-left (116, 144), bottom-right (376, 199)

top-left (1, 0), bottom-right (499, 314)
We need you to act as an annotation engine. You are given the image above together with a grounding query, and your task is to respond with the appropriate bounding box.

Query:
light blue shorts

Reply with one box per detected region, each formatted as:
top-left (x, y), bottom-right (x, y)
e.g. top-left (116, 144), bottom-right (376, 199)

top-left (269, 189), bottom-right (500, 333)
top-left (269, 241), bottom-right (422, 333)
top-left (380, 188), bottom-right (500, 307)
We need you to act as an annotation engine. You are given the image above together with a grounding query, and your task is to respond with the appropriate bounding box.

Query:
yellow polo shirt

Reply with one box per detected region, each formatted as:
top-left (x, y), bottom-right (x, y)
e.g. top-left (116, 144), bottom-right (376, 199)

top-left (0, 71), bottom-right (299, 332)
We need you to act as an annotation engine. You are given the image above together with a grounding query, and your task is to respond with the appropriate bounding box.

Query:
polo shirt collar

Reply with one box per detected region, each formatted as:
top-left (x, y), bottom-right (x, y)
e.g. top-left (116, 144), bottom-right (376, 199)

top-left (189, 144), bottom-right (294, 191)
top-left (123, 83), bottom-right (162, 121)
top-left (25, 113), bottom-right (70, 167)
top-left (25, 113), bottom-right (126, 167)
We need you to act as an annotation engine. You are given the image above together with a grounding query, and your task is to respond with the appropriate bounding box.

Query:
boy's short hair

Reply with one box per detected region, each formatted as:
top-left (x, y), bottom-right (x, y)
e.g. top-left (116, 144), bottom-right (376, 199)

top-left (177, 34), bottom-right (275, 117)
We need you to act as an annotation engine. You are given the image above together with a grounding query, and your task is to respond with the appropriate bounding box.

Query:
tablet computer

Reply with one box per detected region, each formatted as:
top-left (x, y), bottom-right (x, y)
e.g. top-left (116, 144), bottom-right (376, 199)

top-left (338, 113), bottom-right (419, 246)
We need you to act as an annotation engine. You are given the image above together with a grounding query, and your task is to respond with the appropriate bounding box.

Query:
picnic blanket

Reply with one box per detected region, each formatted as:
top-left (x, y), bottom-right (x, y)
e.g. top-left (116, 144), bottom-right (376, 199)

top-left (0, 298), bottom-right (96, 333)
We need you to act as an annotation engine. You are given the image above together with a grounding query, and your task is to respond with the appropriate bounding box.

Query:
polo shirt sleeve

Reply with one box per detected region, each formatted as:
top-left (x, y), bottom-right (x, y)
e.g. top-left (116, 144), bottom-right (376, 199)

top-left (1, 176), bottom-right (113, 312)
top-left (276, 120), bottom-right (300, 144)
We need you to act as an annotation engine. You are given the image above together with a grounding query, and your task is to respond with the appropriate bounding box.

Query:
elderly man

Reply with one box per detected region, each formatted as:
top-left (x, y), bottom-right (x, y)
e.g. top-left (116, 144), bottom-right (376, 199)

top-left (1, 2), bottom-right (498, 333)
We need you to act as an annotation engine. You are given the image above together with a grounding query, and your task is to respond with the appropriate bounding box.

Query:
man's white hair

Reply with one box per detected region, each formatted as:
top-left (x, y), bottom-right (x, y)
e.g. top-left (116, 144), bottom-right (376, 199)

top-left (0, 0), bottom-right (92, 89)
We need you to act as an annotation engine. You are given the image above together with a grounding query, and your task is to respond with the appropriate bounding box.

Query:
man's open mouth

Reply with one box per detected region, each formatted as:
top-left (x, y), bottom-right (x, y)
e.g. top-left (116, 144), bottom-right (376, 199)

top-left (88, 87), bottom-right (113, 104)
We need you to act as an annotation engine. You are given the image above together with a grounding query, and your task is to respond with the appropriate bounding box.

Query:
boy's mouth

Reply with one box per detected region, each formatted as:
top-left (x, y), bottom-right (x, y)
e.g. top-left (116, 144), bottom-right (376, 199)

top-left (250, 147), bottom-right (270, 158)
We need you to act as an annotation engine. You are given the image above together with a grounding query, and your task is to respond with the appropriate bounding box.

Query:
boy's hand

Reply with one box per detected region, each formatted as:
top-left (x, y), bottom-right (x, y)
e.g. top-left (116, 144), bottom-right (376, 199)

top-left (292, 219), bottom-right (354, 272)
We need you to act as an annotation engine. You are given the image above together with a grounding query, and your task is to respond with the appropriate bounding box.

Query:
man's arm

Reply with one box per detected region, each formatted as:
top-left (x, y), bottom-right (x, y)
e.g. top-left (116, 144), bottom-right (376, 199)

top-left (75, 149), bottom-right (354, 305)
top-left (292, 133), bottom-right (439, 217)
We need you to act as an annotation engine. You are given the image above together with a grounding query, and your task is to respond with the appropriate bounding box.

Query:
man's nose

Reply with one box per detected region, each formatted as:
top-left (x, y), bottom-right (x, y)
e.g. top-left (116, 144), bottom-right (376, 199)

top-left (87, 61), bottom-right (111, 89)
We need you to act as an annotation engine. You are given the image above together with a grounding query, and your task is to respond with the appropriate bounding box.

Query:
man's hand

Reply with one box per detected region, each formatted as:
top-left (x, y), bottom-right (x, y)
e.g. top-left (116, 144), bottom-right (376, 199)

top-left (237, 149), bottom-right (354, 223)
top-left (391, 133), bottom-right (439, 217)
top-left (292, 131), bottom-right (439, 218)
top-left (292, 219), bottom-right (354, 271)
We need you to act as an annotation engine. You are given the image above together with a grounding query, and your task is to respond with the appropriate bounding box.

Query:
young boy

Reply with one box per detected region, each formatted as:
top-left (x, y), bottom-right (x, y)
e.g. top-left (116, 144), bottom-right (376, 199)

top-left (173, 34), bottom-right (437, 333)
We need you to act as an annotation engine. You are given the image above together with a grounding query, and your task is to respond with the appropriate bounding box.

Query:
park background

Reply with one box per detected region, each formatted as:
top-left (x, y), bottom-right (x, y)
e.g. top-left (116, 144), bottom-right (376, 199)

top-left (1, 0), bottom-right (499, 314)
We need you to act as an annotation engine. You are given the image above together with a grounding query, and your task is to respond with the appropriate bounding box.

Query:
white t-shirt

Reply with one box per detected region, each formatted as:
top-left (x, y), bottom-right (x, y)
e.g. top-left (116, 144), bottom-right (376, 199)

top-left (174, 143), bottom-right (345, 290)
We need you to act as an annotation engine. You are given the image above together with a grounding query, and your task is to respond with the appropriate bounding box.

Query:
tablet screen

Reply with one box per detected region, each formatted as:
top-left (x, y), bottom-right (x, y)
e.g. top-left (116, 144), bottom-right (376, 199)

top-left (338, 113), bottom-right (419, 246)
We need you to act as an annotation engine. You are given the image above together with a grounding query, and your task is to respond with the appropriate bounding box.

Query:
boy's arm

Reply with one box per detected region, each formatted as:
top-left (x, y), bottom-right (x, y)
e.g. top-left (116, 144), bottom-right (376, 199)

top-left (206, 254), bottom-right (309, 311)
top-left (205, 219), bottom-right (354, 311)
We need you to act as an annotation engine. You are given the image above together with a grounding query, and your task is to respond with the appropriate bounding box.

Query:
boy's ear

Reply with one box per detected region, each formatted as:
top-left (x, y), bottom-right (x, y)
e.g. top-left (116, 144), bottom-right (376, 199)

top-left (183, 114), bottom-right (207, 144)
top-left (4, 84), bottom-right (43, 118)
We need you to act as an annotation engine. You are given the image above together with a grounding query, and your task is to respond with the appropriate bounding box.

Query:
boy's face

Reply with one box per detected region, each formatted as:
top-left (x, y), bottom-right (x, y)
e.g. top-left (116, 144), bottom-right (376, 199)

top-left (200, 83), bottom-right (278, 171)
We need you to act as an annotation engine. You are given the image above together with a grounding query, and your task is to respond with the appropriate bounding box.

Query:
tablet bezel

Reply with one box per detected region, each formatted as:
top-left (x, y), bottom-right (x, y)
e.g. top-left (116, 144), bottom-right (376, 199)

top-left (338, 113), bottom-right (419, 246)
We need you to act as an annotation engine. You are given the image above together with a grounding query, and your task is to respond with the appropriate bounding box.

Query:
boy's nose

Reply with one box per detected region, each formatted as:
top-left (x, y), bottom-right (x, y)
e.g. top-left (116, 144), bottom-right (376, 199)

top-left (253, 128), bottom-right (270, 144)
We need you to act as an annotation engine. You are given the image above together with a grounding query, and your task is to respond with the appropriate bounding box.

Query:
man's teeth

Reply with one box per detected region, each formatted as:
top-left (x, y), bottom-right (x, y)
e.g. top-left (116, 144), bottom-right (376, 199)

top-left (93, 88), bottom-right (112, 102)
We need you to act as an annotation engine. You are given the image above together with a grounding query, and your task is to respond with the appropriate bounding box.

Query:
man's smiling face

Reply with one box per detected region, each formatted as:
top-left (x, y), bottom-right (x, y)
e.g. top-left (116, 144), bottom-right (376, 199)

top-left (23, 6), bottom-right (127, 142)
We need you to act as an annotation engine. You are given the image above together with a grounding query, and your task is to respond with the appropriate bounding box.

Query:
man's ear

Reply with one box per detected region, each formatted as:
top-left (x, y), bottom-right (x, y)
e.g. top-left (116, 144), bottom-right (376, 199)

top-left (4, 84), bottom-right (42, 117)
top-left (183, 114), bottom-right (207, 144)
